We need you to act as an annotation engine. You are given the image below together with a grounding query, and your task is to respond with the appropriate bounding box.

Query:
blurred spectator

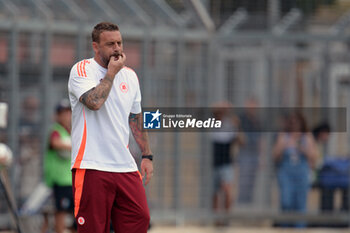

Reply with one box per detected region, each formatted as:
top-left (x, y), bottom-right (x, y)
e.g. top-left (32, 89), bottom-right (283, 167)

top-left (43, 99), bottom-right (75, 233)
top-left (312, 123), bottom-right (330, 169)
top-left (211, 101), bottom-right (243, 224)
top-left (19, 95), bottom-right (40, 136)
top-left (311, 123), bottom-right (330, 186)
top-left (318, 158), bottom-right (349, 213)
top-left (313, 123), bottom-right (349, 213)
top-left (273, 112), bottom-right (317, 227)
top-left (237, 98), bottom-right (262, 204)
top-left (18, 95), bottom-right (41, 204)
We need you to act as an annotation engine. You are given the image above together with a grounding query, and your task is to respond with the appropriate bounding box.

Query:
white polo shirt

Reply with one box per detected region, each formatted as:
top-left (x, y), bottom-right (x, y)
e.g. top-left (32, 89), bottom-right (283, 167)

top-left (68, 58), bottom-right (141, 172)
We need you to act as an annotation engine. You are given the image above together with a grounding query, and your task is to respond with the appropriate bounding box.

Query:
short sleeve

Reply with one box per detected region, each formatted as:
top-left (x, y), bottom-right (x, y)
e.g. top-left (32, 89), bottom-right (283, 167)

top-left (68, 61), bottom-right (97, 100)
top-left (130, 77), bottom-right (142, 114)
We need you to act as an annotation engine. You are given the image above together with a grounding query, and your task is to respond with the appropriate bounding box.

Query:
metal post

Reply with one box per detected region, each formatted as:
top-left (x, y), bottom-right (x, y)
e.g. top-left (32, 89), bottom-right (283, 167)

top-left (152, 38), bottom-right (166, 210)
top-left (8, 23), bottom-right (19, 185)
top-left (140, 27), bottom-right (154, 209)
top-left (141, 29), bottom-right (151, 106)
top-left (343, 81), bottom-right (350, 227)
top-left (174, 29), bottom-right (185, 225)
top-left (29, 33), bottom-right (40, 63)
top-left (343, 46), bottom-right (350, 228)
top-left (268, 0), bottom-right (280, 28)
top-left (76, 22), bottom-right (86, 62)
top-left (321, 42), bottom-right (330, 108)
top-left (199, 39), bottom-right (214, 215)
top-left (215, 51), bottom-right (225, 103)
top-left (196, 42), bottom-right (205, 212)
top-left (39, 28), bottom-right (52, 177)
top-left (262, 41), bottom-right (274, 209)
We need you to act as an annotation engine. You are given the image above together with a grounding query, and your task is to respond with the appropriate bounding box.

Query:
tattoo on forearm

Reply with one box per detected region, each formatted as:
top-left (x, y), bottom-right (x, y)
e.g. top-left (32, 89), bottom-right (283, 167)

top-left (129, 113), bottom-right (151, 154)
top-left (80, 76), bottom-right (114, 110)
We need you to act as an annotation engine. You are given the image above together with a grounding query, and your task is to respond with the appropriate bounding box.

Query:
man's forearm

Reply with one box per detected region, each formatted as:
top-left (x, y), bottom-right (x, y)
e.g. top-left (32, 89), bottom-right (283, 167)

top-left (129, 113), bottom-right (152, 155)
top-left (79, 75), bottom-right (114, 110)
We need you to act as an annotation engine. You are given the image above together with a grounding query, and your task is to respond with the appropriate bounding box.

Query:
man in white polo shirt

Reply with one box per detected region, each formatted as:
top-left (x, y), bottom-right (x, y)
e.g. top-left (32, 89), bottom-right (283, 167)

top-left (68, 22), bottom-right (153, 233)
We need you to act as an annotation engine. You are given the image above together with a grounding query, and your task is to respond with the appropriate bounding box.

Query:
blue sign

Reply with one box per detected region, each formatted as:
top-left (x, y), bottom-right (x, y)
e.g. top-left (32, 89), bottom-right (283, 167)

top-left (143, 109), bottom-right (162, 129)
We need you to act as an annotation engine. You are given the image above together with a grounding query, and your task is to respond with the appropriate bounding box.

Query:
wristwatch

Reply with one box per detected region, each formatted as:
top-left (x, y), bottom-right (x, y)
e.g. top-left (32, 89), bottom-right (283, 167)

top-left (142, 155), bottom-right (153, 161)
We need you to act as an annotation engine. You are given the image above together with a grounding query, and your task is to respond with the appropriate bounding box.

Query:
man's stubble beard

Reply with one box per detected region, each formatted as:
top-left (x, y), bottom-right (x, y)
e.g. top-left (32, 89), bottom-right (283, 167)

top-left (100, 53), bottom-right (109, 67)
top-left (100, 52), bottom-right (121, 67)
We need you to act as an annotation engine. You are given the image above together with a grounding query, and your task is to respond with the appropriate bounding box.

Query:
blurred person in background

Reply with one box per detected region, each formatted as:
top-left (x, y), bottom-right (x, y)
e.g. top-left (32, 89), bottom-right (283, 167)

top-left (311, 122), bottom-right (330, 187)
top-left (237, 98), bottom-right (262, 205)
top-left (18, 95), bottom-right (41, 205)
top-left (20, 95), bottom-right (41, 135)
top-left (43, 99), bottom-right (75, 233)
top-left (312, 123), bottom-right (349, 214)
top-left (211, 101), bottom-right (243, 225)
top-left (273, 112), bottom-right (317, 227)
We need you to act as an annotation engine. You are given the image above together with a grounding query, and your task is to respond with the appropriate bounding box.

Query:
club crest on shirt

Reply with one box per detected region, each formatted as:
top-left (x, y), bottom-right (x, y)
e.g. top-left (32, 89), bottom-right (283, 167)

top-left (78, 216), bottom-right (85, 225)
top-left (119, 82), bottom-right (128, 93)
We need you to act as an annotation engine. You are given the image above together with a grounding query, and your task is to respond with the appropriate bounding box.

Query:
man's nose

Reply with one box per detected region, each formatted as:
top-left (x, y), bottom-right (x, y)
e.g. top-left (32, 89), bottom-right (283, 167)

top-left (114, 43), bottom-right (121, 50)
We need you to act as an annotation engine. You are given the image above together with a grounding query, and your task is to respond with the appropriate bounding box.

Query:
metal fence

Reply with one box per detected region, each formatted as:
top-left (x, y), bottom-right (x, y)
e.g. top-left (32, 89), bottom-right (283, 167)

top-left (0, 0), bottom-right (350, 231)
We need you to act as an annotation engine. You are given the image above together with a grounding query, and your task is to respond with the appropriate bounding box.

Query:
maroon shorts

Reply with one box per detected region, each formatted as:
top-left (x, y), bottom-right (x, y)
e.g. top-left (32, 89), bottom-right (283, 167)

top-left (72, 169), bottom-right (150, 233)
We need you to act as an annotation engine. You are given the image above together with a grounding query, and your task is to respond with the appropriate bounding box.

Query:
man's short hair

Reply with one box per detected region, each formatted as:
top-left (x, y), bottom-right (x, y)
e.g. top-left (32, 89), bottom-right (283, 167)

top-left (92, 22), bottom-right (119, 43)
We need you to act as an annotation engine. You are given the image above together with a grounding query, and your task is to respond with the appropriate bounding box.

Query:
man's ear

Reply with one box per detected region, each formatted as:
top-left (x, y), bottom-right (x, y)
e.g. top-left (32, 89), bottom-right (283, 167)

top-left (92, 42), bottom-right (98, 54)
